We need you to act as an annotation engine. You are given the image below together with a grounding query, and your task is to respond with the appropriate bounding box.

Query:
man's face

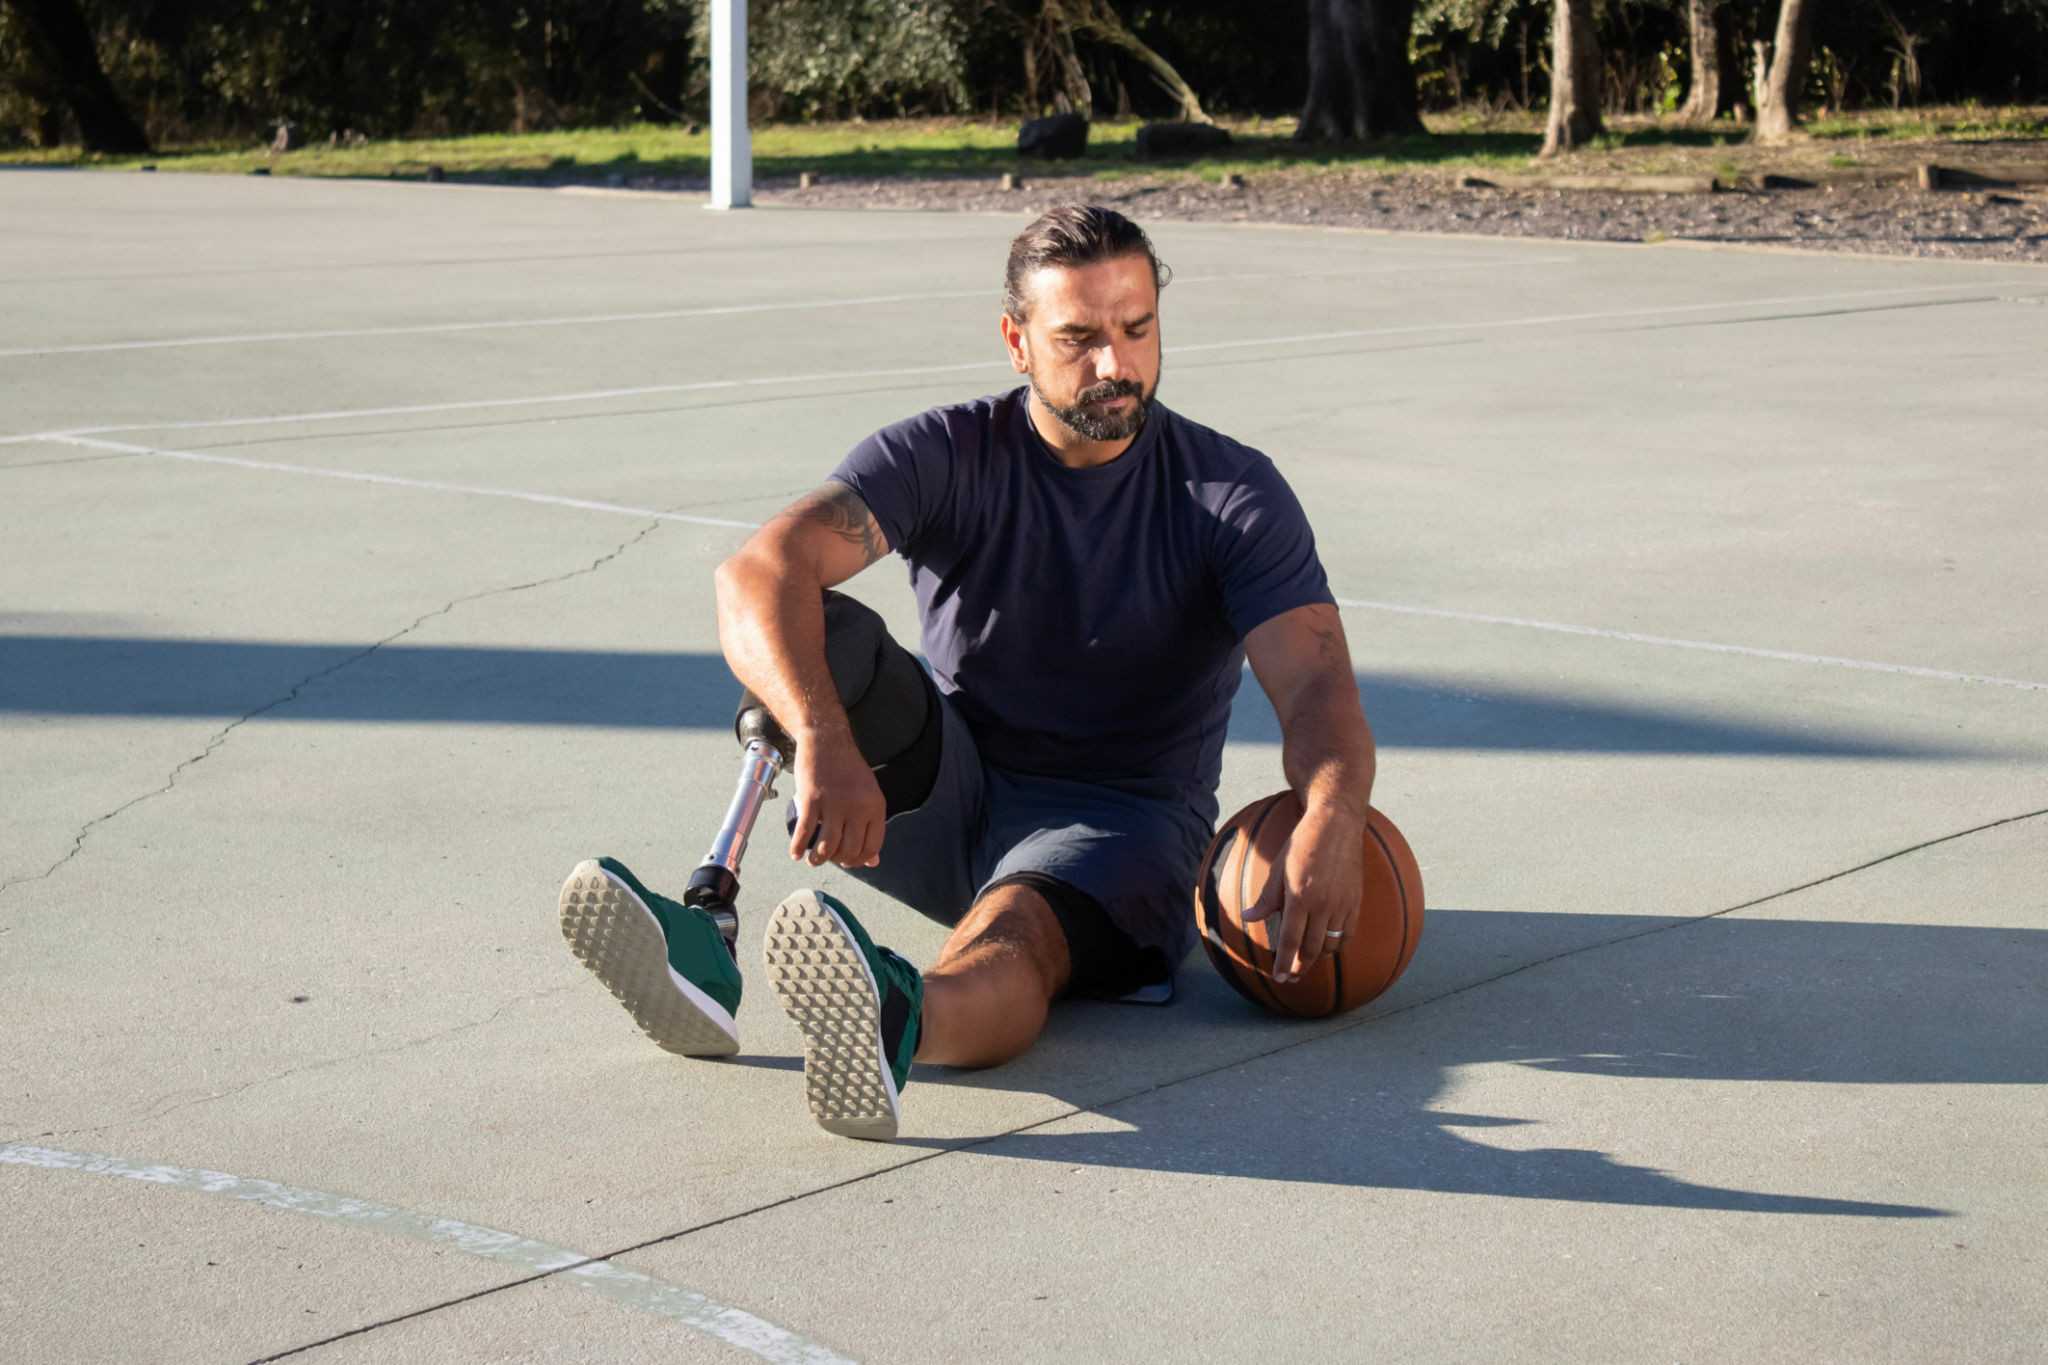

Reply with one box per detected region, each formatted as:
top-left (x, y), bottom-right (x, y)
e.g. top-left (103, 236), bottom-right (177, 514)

top-left (1001, 253), bottom-right (1162, 444)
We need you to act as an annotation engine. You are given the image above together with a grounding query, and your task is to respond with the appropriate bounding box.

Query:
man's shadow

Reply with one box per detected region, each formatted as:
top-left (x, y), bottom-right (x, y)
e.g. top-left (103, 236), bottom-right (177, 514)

top-left (736, 907), bottom-right (2044, 1219)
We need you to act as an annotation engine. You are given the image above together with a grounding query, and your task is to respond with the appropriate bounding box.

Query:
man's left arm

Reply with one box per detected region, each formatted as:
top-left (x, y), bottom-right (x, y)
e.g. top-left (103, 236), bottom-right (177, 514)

top-left (1242, 602), bottom-right (1376, 983)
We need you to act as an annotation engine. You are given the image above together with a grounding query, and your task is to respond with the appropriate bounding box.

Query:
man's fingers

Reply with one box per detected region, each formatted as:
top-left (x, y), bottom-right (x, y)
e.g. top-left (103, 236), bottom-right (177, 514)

top-left (836, 816), bottom-right (883, 869)
top-left (1270, 897), bottom-right (1307, 983)
top-left (1242, 854), bottom-right (1288, 924)
top-left (800, 808), bottom-right (844, 866)
top-left (849, 816), bottom-right (886, 869)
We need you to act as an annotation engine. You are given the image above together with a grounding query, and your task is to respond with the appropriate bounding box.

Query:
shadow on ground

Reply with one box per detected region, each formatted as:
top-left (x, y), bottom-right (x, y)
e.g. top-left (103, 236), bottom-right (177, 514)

top-left (0, 636), bottom-right (1994, 758)
top-left (851, 906), bottom-right (2043, 1219)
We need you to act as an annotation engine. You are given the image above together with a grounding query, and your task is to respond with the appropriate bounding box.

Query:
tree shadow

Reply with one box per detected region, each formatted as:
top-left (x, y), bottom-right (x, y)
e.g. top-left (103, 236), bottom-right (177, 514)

top-left (0, 636), bottom-right (1998, 759)
top-left (864, 908), bottom-right (2043, 1217)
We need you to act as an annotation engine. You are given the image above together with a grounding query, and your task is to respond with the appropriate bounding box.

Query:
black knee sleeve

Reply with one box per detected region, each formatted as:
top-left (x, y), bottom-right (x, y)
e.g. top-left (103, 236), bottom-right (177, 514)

top-left (733, 590), bottom-right (942, 817)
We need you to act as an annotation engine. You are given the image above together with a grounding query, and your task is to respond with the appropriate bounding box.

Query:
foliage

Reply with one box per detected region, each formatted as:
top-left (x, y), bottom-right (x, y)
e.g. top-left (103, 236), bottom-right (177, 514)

top-left (714, 0), bottom-right (973, 120)
top-left (2, 0), bottom-right (2046, 150)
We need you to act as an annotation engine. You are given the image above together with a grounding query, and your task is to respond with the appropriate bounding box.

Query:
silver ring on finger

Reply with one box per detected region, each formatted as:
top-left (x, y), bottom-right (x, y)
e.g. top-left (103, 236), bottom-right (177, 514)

top-left (1324, 929), bottom-right (1344, 940)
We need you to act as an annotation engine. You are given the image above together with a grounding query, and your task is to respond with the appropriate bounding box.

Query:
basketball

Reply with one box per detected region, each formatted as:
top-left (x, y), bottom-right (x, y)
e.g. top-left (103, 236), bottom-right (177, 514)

top-left (1195, 791), bottom-right (1424, 1018)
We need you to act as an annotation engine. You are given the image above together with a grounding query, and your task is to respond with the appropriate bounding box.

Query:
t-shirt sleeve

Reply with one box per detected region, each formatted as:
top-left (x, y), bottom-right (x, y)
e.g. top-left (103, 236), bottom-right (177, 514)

top-left (828, 409), bottom-right (954, 558)
top-left (1211, 456), bottom-right (1336, 640)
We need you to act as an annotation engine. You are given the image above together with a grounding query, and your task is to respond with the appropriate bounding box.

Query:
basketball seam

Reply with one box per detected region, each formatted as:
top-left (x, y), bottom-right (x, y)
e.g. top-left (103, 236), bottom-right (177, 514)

top-left (1367, 820), bottom-right (1411, 996)
top-left (1196, 835), bottom-right (1270, 1011)
top-left (1237, 793), bottom-right (1293, 1015)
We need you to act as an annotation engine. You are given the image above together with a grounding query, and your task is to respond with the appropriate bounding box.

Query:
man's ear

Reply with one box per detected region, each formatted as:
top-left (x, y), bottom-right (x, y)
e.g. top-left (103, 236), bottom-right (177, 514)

top-left (999, 312), bottom-right (1030, 375)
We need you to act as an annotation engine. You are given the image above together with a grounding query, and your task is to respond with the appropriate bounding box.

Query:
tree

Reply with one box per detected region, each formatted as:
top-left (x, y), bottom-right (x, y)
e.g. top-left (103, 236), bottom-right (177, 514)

top-left (1674, 0), bottom-right (1725, 124)
top-left (1061, 0), bottom-right (1210, 122)
top-left (1752, 0), bottom-right (1818, 143)
top-left (2, 0), bottom-right (150, 151)
top-left (1296, 0), bottom-right (1426, 141)
top-left (1538, 0), bottom-right (1600, 156)
top-left (992, 1), bottom-right (1211, 122)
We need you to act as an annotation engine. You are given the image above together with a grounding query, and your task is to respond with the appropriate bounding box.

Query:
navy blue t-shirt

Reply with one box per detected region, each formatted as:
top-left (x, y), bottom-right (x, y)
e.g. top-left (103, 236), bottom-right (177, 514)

top-left (831, 387), bottom-right (1333, 821)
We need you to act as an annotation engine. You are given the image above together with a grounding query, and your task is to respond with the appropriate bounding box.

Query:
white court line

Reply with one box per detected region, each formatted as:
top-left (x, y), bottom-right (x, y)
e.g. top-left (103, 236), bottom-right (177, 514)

top-left (49, 435), bottom-right (761, 528)
top-left (0, 359), bottom-right (1005, 445)
top-left (1335, 597), bottom-right (2048, 693)
top-left (0, 258), bottom-right (1565, 359)
top-left (0, 289), bottom-right (989, 359)
top-left (1168, 281), bottom-right (2009, 355)
top-left (0, 1142), bottom-right (857, 1364)
top-left (36, 433), bottom-right (2048, 696)
top-left (0, 279), bottom-right (2003, 447)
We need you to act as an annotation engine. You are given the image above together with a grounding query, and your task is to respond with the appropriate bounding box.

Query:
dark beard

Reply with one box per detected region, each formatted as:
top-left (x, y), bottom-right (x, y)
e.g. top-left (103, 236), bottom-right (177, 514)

top-left (1035, 375), bottom-right (1155, 443)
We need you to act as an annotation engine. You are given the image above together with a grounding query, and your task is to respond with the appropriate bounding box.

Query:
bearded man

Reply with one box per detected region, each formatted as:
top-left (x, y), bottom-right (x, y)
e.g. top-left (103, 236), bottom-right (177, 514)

top-left (560, 206), bottom-right (1376, 1140)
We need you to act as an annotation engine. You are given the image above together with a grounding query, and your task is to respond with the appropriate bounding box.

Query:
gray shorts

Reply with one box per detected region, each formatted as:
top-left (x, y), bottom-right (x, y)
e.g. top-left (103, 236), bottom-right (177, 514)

top-left (809, 690), bottom-right (1214, 991)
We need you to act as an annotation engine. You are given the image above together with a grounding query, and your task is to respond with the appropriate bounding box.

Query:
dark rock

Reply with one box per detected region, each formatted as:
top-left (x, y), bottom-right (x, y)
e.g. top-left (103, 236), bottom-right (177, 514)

top-left (425, 164), bottom-right (445, 183)
top-left (1019, 114), bottom-right (1089, 160)
top-left (1136, 122), bottom-right (1231, 160)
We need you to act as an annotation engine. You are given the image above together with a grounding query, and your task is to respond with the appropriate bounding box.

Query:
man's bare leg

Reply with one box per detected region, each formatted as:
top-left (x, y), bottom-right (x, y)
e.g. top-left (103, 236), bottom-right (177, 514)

top-left (914, 883), bottom-right (1071, 1068)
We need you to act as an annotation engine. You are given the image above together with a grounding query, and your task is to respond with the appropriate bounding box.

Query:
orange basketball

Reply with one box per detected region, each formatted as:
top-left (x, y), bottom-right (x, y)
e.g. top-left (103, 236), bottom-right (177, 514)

top-left (1194, 791), bottom-right (1424, 1018)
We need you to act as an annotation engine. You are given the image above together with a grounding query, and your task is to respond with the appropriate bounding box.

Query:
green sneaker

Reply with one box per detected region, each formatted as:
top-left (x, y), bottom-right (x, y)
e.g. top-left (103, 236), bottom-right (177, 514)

top-left (558, 857), bottom-right (741, 1058)
top-left (764, 889), bottom-right (923, 1141)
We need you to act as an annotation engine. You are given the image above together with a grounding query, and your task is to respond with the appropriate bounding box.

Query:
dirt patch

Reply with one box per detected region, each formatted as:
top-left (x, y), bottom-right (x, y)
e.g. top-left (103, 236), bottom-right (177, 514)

top-left (760, 162), bottom-right (2046, 264)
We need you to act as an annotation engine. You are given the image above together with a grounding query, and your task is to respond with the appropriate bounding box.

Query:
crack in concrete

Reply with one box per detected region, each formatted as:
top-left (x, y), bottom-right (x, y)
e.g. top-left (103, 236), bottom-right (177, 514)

top-left (262, 800), bottom-right (2048, 1359)
top-left (0, 521), bottom-right (663, 905)
top-left (0, 449), bottom-right (144, 472)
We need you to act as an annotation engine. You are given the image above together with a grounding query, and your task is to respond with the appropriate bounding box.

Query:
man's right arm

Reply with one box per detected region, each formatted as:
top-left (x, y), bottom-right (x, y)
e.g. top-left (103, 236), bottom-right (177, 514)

top-left (713, 481), bottom-right (893, 870)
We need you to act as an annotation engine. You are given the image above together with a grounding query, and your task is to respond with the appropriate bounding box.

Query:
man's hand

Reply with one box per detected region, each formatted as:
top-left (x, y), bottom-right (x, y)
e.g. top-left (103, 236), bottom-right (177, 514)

top-left (1242, 602), bottom-right (1377, 983)
top-left (1242, 799), bottom-right (1367, 983)
top-left (788, 726), bottom-right (886, 868)
top-left (716, 480), bottom-right (896, 869)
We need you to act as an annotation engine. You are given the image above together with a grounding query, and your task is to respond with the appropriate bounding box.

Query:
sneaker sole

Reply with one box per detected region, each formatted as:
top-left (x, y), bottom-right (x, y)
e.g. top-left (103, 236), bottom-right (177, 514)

top-left (763, 890), bottom-right (902, 1141)
top-left (558, 860), bottom-right (739, 1058)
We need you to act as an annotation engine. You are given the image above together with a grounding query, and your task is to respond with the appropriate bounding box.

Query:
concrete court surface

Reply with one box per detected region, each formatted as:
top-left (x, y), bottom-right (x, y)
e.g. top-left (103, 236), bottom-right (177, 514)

top-left (1, 169), bottom-right (2044, 1362)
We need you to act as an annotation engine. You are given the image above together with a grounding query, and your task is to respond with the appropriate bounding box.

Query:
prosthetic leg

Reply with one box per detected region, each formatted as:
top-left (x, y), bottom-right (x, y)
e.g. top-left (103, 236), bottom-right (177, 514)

top-left (681, 592), bottom-right (943, 956)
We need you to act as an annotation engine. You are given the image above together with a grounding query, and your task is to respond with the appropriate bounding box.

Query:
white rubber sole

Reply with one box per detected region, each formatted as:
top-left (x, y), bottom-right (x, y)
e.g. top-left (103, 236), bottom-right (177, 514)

top-left (763, 890), bottom-right (902, 1141)
top-left (558, 861), bottom-right (740, 1058)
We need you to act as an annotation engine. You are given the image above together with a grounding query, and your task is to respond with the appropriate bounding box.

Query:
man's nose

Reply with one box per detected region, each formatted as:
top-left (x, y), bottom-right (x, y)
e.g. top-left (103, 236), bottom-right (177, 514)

top-left (1093, 342), bottom-right (1130, 380)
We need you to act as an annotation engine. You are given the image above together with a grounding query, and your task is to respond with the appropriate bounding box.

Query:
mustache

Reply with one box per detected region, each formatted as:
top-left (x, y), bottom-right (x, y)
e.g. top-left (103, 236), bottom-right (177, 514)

top-left (1077, 379), bottom-right (1145, 404)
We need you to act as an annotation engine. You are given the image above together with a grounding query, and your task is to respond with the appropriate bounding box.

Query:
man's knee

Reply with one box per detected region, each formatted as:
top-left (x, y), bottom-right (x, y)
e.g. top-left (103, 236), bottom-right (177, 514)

top-left (935, 881), bottom-right (1073, 1000)
top-left (735, 589), bottom-right (942, 816)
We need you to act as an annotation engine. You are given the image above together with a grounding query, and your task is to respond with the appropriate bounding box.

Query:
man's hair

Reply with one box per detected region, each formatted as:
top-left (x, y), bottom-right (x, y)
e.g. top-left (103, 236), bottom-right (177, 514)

top-left (1002, 205), bottom-right (1171, 322)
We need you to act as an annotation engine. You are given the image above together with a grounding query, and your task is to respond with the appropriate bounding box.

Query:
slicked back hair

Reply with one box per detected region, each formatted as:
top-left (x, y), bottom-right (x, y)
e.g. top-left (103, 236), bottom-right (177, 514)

top-left (1002, 205), bottom-right (1171, 323)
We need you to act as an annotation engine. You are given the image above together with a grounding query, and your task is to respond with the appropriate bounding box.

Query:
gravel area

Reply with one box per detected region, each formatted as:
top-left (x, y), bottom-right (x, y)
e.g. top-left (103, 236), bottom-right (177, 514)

top-left (756, 166), bottom-right (2047, 264)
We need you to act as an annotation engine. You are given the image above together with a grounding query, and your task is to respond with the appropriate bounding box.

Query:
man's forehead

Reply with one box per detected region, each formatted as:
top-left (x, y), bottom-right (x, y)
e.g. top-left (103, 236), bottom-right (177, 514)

top-left (1020, 254), bottom-right (1159, 324)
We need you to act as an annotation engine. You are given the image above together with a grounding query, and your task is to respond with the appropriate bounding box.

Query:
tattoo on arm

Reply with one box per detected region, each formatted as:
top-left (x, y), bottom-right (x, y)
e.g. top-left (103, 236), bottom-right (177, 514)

top-left (789, 482), bottom-right (887, 567)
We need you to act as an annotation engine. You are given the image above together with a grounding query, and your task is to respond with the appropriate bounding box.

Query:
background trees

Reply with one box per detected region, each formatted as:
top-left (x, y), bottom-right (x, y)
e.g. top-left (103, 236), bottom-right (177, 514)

top-left (1, 0), bottom-right (2043, 151)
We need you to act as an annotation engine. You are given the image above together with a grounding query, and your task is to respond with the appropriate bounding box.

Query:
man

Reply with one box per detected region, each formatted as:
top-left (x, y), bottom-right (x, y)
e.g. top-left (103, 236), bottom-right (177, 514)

top-left (560, 206), bottom-right (1375, 1141)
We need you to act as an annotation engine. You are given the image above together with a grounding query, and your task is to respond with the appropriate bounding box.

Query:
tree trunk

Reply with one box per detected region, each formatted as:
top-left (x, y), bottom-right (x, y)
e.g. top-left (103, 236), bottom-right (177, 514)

top-left (1752, 0), bottom-right (1817, 144)
top-left (1066, 0), bottom-right (1210, 124)
top-left (1296, 0), bottom-right (1426, 143)
top-left (1675, 0), bottom-right (1723, 125)
top-left (1, 0), bottom-right (151, 152)
top-left (1539, 0), bottom-right (1602, 157)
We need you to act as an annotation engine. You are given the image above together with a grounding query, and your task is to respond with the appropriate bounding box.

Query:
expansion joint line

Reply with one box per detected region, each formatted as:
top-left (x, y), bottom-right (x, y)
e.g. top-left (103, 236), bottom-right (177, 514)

top-left (0, 521), bottom-right (664, 904)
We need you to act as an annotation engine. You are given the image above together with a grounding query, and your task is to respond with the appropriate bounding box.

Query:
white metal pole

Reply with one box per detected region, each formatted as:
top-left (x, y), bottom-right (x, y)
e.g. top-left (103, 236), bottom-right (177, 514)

top-left (709, 0), bottom-right (751, 209)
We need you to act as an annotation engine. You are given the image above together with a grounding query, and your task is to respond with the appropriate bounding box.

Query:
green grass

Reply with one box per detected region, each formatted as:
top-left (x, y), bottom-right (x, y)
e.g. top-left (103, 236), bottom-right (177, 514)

top-left (9, 104), bottom-right (2044, 186)
top-left (0, 115), bottom-right (1551, 184)
top-left (1802, 104), bottom-right (2048, 143)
